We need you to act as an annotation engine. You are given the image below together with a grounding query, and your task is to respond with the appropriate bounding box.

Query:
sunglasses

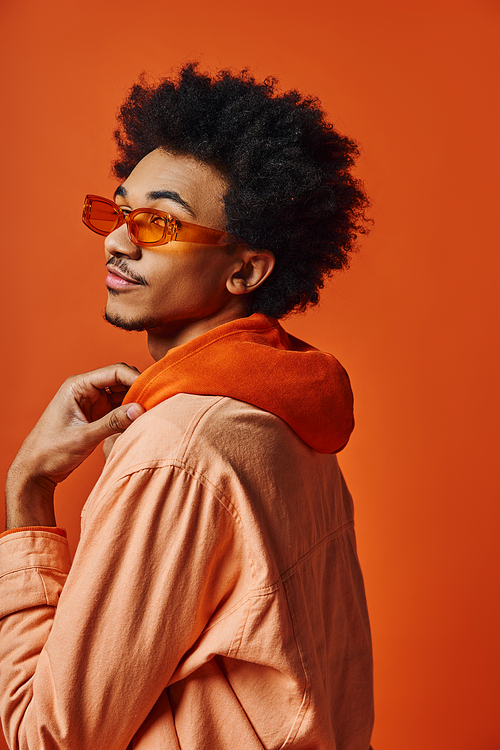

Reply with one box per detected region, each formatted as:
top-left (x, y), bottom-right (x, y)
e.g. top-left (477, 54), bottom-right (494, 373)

top-left (82, 194), bottom-right (243, 248)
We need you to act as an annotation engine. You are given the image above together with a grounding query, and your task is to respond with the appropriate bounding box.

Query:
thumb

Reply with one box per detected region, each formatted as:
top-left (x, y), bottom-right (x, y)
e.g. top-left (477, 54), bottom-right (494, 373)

top-left (87, 403), bottom-right (145, 443)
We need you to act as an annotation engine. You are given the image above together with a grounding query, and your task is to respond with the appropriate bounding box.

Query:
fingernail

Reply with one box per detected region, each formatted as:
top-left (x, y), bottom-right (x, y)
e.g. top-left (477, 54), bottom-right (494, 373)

top-left (126, 404), bottom-right (144, 421)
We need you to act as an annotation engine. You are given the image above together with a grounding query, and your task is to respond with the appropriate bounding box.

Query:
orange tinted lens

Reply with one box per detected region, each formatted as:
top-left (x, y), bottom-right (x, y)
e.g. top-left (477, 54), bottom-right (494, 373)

top-left (129, 211), bottom-right (168, 244)
top-left (87, 199), bottom-right (120, 234)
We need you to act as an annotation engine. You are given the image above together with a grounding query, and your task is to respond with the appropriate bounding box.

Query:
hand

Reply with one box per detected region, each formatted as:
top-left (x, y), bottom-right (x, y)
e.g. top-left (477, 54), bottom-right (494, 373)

top-left (8, 363), bottom-right (145, 488)
top-left (5, 364), bottom-right (145, 530)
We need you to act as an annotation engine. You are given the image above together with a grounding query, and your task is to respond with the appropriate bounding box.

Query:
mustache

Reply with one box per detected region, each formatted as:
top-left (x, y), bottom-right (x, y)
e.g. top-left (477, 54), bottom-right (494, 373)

top-left (106, 258), bottom-right (148, 286)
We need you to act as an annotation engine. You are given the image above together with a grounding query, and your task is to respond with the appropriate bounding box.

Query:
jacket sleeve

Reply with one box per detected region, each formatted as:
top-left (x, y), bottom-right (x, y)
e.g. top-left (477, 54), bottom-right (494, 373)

top-left (0, 461), bottom-right (242, 750)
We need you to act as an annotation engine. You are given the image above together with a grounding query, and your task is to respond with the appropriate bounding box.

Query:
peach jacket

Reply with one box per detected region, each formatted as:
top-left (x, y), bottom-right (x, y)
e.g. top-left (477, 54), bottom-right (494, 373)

top-left (0, 316), bottom-right (374, 749)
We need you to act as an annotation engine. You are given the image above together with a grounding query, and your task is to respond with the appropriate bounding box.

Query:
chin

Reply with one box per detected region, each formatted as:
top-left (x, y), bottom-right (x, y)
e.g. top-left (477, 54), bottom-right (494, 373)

top-left (103, 307), bottom-right (158, 332)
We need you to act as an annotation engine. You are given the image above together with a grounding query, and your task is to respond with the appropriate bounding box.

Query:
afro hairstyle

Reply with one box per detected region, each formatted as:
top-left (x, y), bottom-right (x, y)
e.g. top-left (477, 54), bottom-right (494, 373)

top-left (113, 63), bottom-right (370, 318)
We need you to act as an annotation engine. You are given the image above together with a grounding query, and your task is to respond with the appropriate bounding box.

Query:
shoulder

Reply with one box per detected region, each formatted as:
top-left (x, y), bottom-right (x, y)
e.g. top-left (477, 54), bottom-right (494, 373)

top-left (96, 394), bottom-right (312, 519)
top-left (107, 393), bottom-right (297, 472)
top-left (82, 396), bottom-right (256, 531)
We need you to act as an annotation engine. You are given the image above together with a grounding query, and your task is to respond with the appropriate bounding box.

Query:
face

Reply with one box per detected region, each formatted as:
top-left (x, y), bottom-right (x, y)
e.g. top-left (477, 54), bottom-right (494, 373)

top-left (104, 148), bottom-right (244, 341)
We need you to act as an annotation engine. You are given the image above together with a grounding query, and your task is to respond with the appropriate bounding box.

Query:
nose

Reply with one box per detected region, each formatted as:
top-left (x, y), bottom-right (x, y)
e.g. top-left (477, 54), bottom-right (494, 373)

top-left (104, 222), bottom-right (142, 261)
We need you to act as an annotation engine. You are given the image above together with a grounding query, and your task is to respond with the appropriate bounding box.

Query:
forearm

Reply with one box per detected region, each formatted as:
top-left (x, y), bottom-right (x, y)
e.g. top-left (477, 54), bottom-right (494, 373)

top-left (5, 460), bottom-right (56, 530)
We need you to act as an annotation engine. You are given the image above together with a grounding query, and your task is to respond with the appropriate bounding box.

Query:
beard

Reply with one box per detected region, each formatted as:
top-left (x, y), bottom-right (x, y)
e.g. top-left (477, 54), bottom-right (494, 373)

top-left (104, 311), bottom-right (157, 332)
top-left (104, 299), bottom-right (159, 332)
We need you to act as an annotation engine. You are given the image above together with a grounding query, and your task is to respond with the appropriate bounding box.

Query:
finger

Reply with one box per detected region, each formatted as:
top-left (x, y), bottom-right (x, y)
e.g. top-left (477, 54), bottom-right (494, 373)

top-left (67, 365), bottom-right (142, 414)
top-left (86, 402), bottom-right (145, 443)
top-left (105, 388), bottom-right (129, 408)
top-left (78, 364), bottom-right (142, 394)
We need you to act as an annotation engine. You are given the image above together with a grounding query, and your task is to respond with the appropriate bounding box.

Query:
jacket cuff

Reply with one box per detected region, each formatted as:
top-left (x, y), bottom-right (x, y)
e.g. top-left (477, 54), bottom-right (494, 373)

top-left (0, 526), bottom-right (67, 540)
top-left (0, 529), bottom-right (71, 618)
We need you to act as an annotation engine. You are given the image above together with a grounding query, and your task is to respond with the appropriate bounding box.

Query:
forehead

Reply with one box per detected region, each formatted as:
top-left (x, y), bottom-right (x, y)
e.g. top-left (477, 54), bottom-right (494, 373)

top-left (119, 148), bottom-right (228, 225)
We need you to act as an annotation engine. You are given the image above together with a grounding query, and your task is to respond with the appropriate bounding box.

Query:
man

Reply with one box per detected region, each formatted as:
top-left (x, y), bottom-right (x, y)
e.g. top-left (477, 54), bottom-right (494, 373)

top-left (0, 65), bottom-right (373, 749)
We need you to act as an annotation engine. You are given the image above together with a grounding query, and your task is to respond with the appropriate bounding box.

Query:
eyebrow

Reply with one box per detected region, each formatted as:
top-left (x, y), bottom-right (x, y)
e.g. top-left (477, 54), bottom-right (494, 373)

top-left (114, 185), bottom-right (196, 218)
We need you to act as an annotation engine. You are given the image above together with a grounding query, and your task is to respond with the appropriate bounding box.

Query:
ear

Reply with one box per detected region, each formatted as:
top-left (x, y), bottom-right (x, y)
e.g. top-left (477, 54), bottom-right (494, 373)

top-left (226, 246), bottom-right (275, 296)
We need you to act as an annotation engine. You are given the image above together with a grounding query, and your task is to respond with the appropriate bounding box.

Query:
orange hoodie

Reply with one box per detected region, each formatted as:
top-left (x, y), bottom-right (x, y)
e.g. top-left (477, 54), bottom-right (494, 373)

top-left (124, 313), bottom-right (354, 454)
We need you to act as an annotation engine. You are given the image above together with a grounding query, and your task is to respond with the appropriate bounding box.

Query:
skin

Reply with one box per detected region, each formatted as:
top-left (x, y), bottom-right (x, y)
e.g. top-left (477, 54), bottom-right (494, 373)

top-left (5, 149), bottom-right (274, 529)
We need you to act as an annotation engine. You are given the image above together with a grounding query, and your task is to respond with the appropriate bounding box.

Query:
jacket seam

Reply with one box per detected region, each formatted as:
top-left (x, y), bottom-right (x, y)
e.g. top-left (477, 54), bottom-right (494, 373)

top-left (0, 565), bottom-right (69, 581)
top-left (176, 396), bottom-right (226, 463)
top-left (277, 584), bottom-right (311, 749)
top-left (279, 520), bottom-right (355, 583)
top-left (86, 459), bottom-right (236, 517)
top-left (36, 568), bottom-right (50, 604)
top-left (0, 533), bottom-right (68, 549)
top-left (227, 598), bottom-right (252, 657)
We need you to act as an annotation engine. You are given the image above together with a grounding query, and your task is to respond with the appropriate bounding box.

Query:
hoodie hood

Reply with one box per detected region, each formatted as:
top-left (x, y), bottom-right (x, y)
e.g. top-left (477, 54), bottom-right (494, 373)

top-left (124, 314), bottom-right (354, 454)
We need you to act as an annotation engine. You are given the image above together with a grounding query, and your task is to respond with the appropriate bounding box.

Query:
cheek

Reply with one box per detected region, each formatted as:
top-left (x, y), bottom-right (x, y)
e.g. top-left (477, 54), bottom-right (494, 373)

top-left (151, 251), bottom-right (230, 307)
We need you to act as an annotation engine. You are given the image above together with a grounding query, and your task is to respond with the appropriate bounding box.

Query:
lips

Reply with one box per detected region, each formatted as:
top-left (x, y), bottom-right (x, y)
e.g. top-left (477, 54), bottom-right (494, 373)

top-left (105, 262), bottom-right (145, 289)
top-left (106, 270), bottom-right (139, 289)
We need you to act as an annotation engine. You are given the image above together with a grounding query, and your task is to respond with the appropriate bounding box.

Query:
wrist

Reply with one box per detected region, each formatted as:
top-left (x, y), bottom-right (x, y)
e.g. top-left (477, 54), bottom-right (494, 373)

top-left (5, 464), bottom-right (56, 530)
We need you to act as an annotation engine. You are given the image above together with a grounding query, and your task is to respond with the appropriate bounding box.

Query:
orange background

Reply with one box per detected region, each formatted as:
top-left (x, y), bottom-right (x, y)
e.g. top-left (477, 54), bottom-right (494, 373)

top-left (1, 1), bottom-right (499, 748)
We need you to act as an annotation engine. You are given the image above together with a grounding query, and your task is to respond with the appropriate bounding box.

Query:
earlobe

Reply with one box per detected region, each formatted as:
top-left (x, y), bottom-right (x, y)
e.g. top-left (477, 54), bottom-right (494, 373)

top-left (226, 249), bottom-right (275, 296)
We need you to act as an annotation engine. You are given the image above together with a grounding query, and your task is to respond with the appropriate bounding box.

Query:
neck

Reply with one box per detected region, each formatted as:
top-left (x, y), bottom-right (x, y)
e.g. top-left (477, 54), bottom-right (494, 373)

top-left (146, 300), bottom-right (249, 361)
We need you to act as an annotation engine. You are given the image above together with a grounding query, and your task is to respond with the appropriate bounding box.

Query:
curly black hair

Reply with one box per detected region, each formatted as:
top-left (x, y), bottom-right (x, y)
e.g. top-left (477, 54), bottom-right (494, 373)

top-left (113, 63), bottom-right (370, 318)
